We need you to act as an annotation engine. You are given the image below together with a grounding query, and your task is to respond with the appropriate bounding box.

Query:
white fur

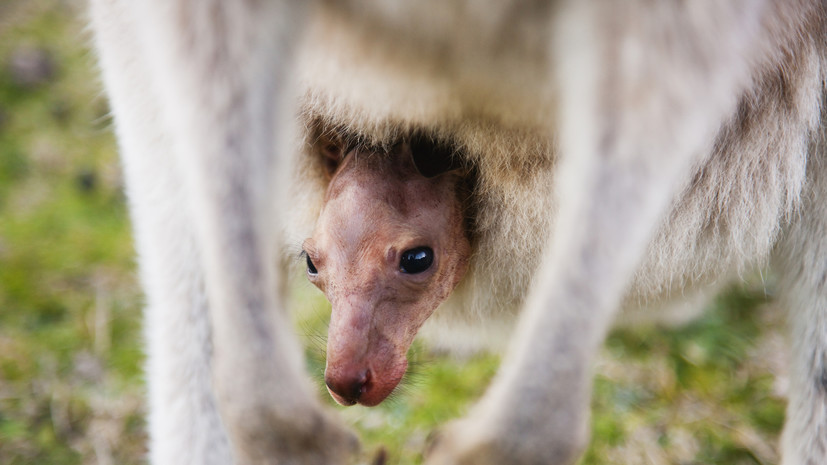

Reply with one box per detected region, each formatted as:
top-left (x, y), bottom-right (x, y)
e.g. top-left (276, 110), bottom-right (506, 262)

top-left (90, 0), bottom-right (827, 463)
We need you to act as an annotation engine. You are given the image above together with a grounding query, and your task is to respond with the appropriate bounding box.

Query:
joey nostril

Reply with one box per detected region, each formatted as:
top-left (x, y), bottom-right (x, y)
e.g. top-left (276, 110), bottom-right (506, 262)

top-left (361, 369), bottom-right (372, 394)
top-left (325, 369), bottom-right (371, 405)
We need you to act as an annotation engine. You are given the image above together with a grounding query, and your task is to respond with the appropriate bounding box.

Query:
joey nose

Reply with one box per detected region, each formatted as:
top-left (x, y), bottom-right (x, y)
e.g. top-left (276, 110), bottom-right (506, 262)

top-left (325, 369), bottom-right (371, 406)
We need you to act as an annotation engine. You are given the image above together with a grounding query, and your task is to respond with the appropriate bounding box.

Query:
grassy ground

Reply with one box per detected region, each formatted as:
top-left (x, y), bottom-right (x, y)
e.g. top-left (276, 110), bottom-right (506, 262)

top-left (0, 2), bottom-right (789, 464)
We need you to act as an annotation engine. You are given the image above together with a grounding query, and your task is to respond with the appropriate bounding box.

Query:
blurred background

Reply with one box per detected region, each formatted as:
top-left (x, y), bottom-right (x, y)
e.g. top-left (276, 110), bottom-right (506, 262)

top-left (0, 1), bottom-right (790, 464)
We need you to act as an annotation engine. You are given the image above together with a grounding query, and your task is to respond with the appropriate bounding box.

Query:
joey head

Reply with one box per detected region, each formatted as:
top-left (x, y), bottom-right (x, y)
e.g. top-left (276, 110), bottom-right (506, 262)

top-left (303, 138), bottom-right (471, 406)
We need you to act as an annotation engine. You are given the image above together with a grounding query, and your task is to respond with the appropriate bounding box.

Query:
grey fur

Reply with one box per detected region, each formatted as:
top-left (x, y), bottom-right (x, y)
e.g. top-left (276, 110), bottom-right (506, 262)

top-left (90, 0), bottom-right (827, 463)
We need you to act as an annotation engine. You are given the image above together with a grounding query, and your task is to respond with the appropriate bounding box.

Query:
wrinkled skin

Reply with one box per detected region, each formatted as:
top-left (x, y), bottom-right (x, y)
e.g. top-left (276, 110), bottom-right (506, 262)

top-left (303, 142), bottom-right (471, 406)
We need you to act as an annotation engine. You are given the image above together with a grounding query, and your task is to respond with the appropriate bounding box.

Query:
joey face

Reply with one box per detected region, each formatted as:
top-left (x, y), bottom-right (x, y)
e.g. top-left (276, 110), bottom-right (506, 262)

top-left (304, 141), bottom-right (470, 406)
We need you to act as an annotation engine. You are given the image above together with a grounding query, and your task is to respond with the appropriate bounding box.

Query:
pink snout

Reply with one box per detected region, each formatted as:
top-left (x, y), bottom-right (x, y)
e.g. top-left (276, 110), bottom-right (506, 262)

top-left (325, 368), bottom-right (371, 406)
top-left (324, 359), bottom-right (407, 407)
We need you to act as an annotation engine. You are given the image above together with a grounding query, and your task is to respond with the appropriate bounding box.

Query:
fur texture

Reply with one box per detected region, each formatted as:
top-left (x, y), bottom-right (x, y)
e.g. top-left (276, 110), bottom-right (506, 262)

top-left (292, 1), bottom-right (827, 353)
top-left (89, 0), bottom-right (827, 463)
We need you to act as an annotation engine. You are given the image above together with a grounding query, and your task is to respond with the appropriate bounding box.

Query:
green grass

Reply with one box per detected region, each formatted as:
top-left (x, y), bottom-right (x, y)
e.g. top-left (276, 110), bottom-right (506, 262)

top-left (0, 2), bottom-right (788, 464)
top-left (0, 2), bottom-right (144, 464)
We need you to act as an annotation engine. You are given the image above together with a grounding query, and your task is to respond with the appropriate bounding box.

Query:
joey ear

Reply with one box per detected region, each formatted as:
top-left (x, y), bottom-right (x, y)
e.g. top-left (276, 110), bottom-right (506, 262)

top-left (408, 133), bottom-right (463, 178)
top-left (318, 134), bottom-right (347, 179)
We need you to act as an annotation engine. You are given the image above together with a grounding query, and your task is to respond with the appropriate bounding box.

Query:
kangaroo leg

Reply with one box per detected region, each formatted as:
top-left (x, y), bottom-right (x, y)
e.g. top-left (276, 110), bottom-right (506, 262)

top-left (776, 114), bottom-right (827, 465)
top-left (427, 2), bottom-right (776, 464)
top-left (90, 0), bottom-right (356, 463)
top-left (90, 2), bottom-right (231, 463)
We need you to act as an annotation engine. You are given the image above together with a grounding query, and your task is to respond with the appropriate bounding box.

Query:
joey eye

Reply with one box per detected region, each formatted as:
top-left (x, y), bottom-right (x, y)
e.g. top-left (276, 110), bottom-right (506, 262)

top-left (400, 247), bottom-right (434, 274)
top-left (305, 253), bottom-right (318, 275)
